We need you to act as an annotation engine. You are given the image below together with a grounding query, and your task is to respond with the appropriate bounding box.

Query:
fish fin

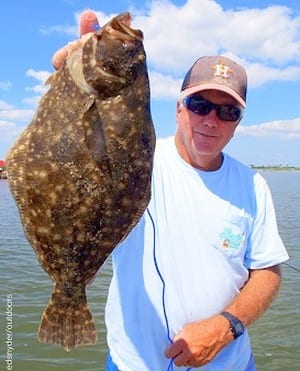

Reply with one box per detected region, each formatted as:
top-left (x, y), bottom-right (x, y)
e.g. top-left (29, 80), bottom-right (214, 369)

top-left (38, 284), bottom-right (97, 351)
top-left (45, 71), bottom-right (59, 86)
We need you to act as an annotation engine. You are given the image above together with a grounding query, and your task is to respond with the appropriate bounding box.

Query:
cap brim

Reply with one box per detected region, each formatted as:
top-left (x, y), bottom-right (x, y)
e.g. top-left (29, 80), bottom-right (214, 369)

top-left (181, 83), bottom-right (246, 108)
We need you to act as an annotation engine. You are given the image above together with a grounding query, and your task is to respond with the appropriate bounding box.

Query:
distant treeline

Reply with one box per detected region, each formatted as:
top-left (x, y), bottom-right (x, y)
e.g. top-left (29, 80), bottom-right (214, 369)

top-left (250, 165), bottom-right (300, 171)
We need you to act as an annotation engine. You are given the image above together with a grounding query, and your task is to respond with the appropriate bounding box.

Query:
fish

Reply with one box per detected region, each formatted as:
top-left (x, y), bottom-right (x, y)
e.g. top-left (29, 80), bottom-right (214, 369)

top-left (6, 12), bottom-right (155, 351)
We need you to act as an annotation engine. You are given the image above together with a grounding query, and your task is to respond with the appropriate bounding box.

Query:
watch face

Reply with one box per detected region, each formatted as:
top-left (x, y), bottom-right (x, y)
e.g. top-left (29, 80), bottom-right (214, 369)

top-left (221, 312), bottom-right (244, 338)
top-left (235, 321), bottom-right (244, 335)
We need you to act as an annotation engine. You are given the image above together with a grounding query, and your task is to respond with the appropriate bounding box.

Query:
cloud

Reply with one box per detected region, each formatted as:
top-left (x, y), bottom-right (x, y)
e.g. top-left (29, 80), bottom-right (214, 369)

top-left (40, 24), bottom-right (78, 37)
top-left (0, 68), bottom-right (50, 156)
top-left (0, 119), bottom-right (27, 157)
top-left (0, 101), bottom-right (34, 157)
top-left (241, 59), bottom-right (300, 87)
top-left (149, 71), bottom-right (183, 99)
top-left (132, 0), bottom-right (300, 87)
top-left (0, 120), bottom-right (26, 139)
top-left (24, 69), bottom-right (51, 106)
top-left (39, 1), bottom-right (300, 89)
top-left (39, 10), bottom-right (115, 37)
top-left (0, 105), bottom-right (34, 122)
top-left (237, 118), bottom-right (300, 139)
top-left (0, 100), bottom-right (14, 110)
top-left (0, 81), bottom-right (12, 91)
top-left (26, 69), bottom-right (51, 83)
top-left (216, 6), bottom-right (300, 64)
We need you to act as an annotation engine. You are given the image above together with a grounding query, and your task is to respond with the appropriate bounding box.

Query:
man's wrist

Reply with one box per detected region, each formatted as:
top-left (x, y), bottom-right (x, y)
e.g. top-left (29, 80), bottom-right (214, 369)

top-left (220, 311), bottom-right (245, 339)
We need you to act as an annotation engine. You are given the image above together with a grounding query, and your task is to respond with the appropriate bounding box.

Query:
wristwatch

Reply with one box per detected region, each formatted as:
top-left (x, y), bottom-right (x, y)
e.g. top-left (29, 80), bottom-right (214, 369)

top-left (220, 311), bottom-right (244, 339)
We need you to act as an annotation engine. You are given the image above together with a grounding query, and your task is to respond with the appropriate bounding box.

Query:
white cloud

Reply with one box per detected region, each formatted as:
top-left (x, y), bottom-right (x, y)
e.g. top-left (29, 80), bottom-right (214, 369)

top-left (40, 24), bottom-right (77, 37)
top-left (24, 69), bottom-right (51, 107)
top-left (132, 0), bottom-right (300, 87)
top-left (216, 6), bottom-right (300, 64)
top-left (22, 96), bottom-right (42, 106)
top-left (0, 120), bottom-right (27, 152)
top-left (0, 100), bottom-right (34, 138)
top-left (0, 100), bottom-right (14, 110)
top-left (242, 60), bottom-right (300, 88)
top-left (39, 10), bottom-right (116, 37)
top-left (0, 68), bottom-right (51, 156)
top-left (26, 69), bottom-right (51, 83)
top-left (0, 103), bottom-right (34, 157)
top-left (149, 71), bottom-right (182, 99)
top-left (25, 84), bottom-right (49, 95)
top-left (0, 108), bottom-right (34, 122)
top-left (0, 81), bottom-right (12, 91)
top-left (237, 118), bottom-right (300, 139)
top-left (40, 1), bottom-right (300, 89)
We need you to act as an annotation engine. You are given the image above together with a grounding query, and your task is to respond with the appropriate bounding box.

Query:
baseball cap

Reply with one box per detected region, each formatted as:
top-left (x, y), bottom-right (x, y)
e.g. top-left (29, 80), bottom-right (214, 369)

top-left (181, 56), bottom-right (247, 108)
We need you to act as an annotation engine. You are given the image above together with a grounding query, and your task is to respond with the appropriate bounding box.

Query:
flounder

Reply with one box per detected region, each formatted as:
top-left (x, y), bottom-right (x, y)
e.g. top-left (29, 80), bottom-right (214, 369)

top-left (6, 12), bottom-right (155, 351)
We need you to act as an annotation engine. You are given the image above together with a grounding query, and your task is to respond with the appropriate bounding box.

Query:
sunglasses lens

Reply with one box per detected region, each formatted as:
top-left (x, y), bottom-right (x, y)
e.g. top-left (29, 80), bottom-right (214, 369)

top-left (218, 106), bottom-right (242, 121)
top-left (184, 97), bottom-right (211, 115)
top-left (183, 96), bottom-right (242, 122)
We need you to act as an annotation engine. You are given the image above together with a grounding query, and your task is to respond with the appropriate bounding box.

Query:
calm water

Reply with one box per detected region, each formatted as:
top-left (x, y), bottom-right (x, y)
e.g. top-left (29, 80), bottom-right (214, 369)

top-left (1, 171), bottom-right (299, 370)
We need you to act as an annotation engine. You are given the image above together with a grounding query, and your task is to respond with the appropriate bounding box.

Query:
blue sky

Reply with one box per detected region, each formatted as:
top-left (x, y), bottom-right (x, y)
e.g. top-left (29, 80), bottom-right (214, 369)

top-left (1, 0), bottom-right (300, 166)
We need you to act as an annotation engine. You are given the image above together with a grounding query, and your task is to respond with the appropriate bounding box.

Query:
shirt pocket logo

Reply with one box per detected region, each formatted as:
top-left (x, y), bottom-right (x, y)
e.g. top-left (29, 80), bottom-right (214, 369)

top-left (213, 217), bottom-right (248, 258)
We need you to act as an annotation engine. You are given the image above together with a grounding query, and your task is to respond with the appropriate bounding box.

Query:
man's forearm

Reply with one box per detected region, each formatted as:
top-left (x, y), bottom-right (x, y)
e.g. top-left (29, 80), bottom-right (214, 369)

top-left (224, 265), bottom-right (282, 327)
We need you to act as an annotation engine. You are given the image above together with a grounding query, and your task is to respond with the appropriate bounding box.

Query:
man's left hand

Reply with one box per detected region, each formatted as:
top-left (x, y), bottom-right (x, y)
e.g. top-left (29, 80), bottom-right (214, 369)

top-left (164, 315), bottom-right (232, 368)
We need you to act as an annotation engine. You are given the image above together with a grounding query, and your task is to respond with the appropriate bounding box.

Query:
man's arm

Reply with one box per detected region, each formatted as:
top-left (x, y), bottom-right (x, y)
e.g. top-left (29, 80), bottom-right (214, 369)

top-left (225, 264), bottom-right (281, 326)
top-left (165, 265), bottom-right (282, 368)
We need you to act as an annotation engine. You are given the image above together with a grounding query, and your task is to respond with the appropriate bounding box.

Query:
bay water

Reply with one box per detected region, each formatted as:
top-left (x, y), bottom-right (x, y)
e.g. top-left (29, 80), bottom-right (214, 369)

top-left (1, 171), bottom-right (299, 370)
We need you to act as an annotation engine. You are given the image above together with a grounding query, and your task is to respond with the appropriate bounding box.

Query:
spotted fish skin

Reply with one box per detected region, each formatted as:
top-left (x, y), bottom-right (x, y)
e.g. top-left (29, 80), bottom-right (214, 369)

top-left (6, 13), bottom-right (155, 351)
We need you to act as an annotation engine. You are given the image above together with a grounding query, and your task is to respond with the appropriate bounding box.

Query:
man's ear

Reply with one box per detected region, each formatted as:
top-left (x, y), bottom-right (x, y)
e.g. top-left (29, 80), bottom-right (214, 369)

top-left (176, 100), bottom-right (184, 119)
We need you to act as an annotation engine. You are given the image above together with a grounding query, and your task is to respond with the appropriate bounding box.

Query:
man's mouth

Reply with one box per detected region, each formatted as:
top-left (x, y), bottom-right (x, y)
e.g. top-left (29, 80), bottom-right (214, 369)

top-left (194, 130), bottom-right (218, 138)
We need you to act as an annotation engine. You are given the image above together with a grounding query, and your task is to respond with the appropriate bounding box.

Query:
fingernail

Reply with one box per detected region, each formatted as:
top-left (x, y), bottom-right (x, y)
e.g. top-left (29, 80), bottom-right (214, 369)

top-left (93, 23), bottom-right (101, 31)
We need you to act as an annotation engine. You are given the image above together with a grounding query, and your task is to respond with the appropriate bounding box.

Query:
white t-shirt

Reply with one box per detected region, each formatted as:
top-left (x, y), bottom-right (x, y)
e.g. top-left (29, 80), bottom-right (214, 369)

top-left (105, 137), bottom-right (289, 371)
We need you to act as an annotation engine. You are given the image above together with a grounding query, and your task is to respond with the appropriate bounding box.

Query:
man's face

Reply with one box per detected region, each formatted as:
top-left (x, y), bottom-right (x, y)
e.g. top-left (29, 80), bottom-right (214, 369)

top-left (175, 89), bottom-right (243, 170)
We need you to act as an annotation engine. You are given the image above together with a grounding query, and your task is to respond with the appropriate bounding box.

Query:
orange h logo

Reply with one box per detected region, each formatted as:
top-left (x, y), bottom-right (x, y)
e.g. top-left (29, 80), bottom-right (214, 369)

top-left (213, 62), bottom-right (232, 79)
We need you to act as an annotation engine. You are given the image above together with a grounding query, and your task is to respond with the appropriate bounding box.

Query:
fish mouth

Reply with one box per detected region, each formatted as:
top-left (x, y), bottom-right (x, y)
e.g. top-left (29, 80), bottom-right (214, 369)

top-left (67, 12), bottom-right (146, 95)
top-left (95, 12), bottom-right (143, 43)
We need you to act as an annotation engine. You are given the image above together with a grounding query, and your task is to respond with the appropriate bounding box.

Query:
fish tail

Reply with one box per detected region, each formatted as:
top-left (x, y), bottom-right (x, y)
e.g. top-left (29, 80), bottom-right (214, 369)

top-left (38, 284), bottom-right (97, 351)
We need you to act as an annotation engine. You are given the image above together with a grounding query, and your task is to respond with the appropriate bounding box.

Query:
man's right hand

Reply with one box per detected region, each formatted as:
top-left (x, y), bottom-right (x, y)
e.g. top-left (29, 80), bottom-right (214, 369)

top-left (52, 10), bottom-right (100, 70)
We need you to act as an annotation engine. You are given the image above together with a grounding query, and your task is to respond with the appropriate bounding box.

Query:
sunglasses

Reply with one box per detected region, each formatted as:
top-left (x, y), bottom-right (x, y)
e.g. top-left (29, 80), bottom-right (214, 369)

top-left (182, 95), bottom-right (243, 122)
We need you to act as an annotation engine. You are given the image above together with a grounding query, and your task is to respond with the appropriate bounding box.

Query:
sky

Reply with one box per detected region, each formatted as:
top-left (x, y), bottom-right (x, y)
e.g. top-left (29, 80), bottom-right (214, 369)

top-left (1, 0), bottom-right (300, 166)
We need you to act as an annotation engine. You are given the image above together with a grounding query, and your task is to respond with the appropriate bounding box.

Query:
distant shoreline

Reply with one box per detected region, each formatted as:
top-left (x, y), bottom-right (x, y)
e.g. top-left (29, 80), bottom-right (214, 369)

top-left (250, 165), bottom-right (300, 171)
top-left (1, 165), bottom-right (300, 180)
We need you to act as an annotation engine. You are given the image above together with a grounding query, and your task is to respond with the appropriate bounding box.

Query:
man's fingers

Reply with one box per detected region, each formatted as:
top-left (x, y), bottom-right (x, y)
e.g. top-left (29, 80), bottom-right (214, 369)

top-left (80, 10), bottom-right (100, 36)
top-left (165, 338), bottom-right (185, 359)
top-left (52, 45), bottom-right (68, 70)
top-left (52, 10), bottom-right (99, 70)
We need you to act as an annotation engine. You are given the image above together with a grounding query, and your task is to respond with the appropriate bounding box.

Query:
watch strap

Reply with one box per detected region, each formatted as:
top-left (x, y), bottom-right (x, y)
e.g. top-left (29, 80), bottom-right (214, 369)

top-left (220, 311), bottom-right (244, 339)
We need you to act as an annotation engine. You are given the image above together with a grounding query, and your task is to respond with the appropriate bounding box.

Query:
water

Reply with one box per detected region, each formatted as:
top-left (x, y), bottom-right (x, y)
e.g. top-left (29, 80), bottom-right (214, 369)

top-left (1, 172), bottom-right (299, 370)
top-left (248, 171), bottom-right (300, 370)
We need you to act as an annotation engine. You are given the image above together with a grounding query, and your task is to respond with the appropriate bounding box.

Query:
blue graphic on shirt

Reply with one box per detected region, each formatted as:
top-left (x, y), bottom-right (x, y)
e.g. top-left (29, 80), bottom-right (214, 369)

top-left (220, 227), bottom-right (243, 250)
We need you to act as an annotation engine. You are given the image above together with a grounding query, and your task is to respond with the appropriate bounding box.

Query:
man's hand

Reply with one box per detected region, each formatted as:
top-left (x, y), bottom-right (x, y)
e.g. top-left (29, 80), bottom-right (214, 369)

top-left (164, 315), bottom-right (232, 368)
top-left (165, 265), bottom-right (281, 368)
top-left (52, 10), bottom-right (99, 70)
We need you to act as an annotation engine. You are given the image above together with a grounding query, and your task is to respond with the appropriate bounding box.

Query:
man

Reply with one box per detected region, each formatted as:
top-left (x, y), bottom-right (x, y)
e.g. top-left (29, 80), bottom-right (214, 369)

top-left (54, 11), bottom-right (289, 371)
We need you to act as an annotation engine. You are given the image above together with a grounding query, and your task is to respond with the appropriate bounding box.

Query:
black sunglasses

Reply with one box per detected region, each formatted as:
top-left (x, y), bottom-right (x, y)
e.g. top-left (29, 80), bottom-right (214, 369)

top-left (182, 95), bottom-right (243, 122)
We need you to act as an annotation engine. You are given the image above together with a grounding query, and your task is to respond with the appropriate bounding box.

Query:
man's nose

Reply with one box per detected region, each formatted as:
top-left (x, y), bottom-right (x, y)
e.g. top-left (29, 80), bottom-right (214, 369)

top-left (203, 109), bottom-right (218, 127)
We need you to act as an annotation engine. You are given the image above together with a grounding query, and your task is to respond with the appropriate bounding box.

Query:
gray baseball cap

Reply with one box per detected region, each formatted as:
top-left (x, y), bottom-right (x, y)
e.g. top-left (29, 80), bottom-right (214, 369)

top-left (181, 56), bottom-right (247, 108)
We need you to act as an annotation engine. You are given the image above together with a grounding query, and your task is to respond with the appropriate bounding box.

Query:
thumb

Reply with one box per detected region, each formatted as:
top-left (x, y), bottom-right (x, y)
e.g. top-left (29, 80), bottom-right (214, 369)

top-left (52, 10), bottom-right (100, 70)
top-left (80, 10), bottom-right (100, 36)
